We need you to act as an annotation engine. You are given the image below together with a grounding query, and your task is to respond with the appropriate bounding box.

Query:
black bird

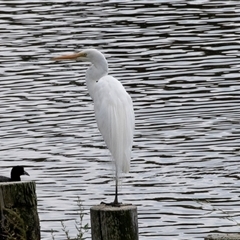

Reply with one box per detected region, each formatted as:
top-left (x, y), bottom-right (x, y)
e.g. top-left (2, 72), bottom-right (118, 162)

top-left (0, 166), bottom-right (30, 182)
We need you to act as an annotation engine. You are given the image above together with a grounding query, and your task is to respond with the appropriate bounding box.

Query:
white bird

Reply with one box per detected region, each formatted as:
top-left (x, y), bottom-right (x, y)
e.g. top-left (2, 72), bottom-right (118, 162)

top-left (53, 49), bottom-right (134, 206)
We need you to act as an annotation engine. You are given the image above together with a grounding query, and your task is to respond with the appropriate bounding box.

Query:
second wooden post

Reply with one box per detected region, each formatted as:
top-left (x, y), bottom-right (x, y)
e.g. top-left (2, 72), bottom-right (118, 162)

top-left (90, 204), bottom-right (138, 240)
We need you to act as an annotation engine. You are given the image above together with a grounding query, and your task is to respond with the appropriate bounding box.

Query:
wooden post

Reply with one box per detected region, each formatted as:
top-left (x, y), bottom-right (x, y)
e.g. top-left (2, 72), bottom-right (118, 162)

top-left (90, 204), bottom-right (138, 240)
top-left (205, 234), bottom-right (240, 240)
top-left (0, 181), bottom-right (40, 240)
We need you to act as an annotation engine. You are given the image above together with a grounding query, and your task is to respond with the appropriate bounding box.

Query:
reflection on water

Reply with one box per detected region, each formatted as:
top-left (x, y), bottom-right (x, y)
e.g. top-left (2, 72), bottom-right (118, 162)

top-left (1, 1), bottom-right (240, 239)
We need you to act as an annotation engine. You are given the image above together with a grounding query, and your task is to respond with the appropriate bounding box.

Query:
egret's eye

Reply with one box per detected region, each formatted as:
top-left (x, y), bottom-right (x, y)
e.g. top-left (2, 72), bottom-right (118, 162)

top-left (77, 52), bottom-right (87, 58)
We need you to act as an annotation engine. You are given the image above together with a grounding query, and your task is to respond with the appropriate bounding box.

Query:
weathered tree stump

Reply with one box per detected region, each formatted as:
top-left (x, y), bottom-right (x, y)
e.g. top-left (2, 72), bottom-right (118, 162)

top-left (90, 204), bottom-right (138, 240)
top-left (0, 181), bottom-right (40, 240)
top-left (205, 234), bottom-right (240, 240)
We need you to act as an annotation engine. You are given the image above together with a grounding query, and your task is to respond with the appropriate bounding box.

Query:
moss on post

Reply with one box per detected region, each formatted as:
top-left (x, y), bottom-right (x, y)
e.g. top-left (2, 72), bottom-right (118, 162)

top-left (90, 204), bottom-right (138, 240)
top-left (0, 181), bottom-right (40, 240)
top-left (205, 234), bottom-right (240, 240)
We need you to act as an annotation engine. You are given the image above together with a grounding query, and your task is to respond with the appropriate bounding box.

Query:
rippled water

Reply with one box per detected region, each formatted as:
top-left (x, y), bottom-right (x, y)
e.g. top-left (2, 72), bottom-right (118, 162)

top-left (1, 0), bottom-right (240, 239)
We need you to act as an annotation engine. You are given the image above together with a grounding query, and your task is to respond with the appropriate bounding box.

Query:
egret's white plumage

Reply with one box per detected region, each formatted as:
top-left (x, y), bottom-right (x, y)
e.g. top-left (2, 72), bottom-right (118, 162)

top-left (53, 49), bottom-right (134, 205)
top-left (94, 75), bottom-right (134, 173)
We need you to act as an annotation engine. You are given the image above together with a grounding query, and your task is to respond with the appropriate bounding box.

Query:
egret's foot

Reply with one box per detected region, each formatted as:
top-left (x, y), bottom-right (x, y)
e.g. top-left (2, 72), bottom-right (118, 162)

top-left (100, 201), bottom-right (121, 207)
top-left (100, 201), bottom-right (133, 207)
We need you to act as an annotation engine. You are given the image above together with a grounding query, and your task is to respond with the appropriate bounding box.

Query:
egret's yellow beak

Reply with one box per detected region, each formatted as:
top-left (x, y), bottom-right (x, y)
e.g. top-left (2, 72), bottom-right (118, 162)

top-left (52, 52), bottom-right (86, 61)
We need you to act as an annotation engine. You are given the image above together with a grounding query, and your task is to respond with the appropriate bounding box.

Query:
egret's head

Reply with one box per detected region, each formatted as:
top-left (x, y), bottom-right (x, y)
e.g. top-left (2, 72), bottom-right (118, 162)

top-left (53, 49), bottom-right (108, 76)
top-left (52, 49), bottom-right (106, 64)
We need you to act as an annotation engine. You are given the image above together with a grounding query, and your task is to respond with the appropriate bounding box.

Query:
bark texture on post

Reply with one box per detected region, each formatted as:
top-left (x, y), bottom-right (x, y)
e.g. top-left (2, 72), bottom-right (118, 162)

top-left (91, 204), bottom-right (138, 240)
top-left (0, 181), bottom-right (40, 240)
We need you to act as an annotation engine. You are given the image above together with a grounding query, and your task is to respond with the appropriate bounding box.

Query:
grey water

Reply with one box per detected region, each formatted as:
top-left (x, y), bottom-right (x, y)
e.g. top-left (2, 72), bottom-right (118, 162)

top-left (1, 0), bottom-right (240, 239)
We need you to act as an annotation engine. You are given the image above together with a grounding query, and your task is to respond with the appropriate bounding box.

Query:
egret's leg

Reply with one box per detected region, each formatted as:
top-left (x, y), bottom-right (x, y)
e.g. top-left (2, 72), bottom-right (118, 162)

top-left (113, 175), bottom-right (118, 205)
top-left (101, 168), bottom-right (120, 206)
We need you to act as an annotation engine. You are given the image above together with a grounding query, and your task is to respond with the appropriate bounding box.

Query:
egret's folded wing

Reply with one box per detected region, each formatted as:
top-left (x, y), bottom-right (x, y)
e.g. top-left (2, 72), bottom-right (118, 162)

top-left (93, 76), bottom-right (134, 173)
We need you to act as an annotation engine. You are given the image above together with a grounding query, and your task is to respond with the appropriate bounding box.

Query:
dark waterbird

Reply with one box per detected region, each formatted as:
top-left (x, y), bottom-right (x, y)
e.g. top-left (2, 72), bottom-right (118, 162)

top-left (0, 166), bottom-right (30, 182)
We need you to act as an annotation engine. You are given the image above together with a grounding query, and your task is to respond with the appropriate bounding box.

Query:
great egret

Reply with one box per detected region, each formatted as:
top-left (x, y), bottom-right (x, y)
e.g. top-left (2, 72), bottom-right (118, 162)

top-left (53, 49), bottom-right (134, 206)
top-left (0, 166), bottom-right (29, 182)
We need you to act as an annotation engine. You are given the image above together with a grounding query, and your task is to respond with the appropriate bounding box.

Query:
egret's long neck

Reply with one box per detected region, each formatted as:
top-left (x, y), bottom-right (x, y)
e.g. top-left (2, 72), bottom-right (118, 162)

top-left (85, 60), bottom-right (108, 100)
